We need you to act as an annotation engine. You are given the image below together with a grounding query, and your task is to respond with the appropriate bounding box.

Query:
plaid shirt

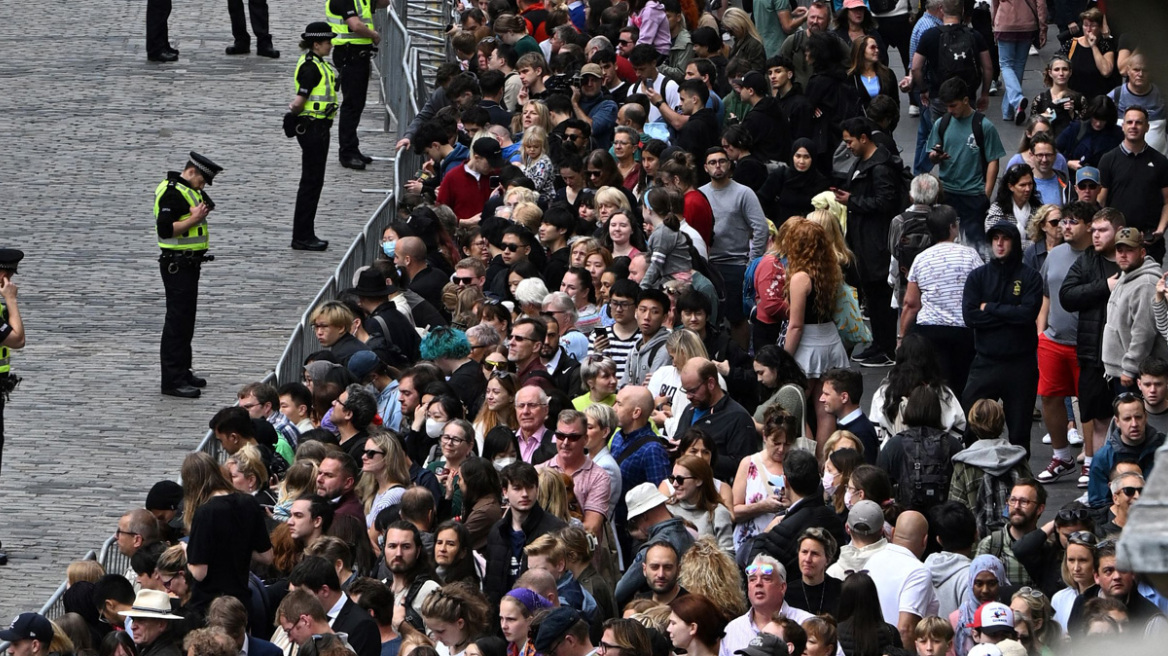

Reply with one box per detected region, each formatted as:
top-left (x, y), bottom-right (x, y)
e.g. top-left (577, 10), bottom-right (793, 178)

top-left (609, 425), bottom-right (670, 491)
top-left (268, 411), bottom-right (299, 453)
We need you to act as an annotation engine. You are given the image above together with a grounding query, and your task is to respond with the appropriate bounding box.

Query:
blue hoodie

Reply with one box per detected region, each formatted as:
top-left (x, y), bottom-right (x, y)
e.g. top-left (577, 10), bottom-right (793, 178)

top-left (1087, 419), bottom-right (1165, 509)
top-left (962, 221), bottom-right (1042, 360)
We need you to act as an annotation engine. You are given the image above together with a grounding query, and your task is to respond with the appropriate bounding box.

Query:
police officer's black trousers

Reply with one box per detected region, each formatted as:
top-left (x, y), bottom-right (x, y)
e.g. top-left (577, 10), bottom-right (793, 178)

top-left (146, 0), bottom-right (172, 56)
top-left (0, 390), bottom-right (6, 476)
top-left (963, 355), bottom-right (1039, 456)
top-left (293, 120), bottom-right (331, 242)
top-left (334, 45), bottom-right (371, 160)
top-left (159, 258), bottom-right (200, 390)
top-left (227, 0), bottom-right (272, 48)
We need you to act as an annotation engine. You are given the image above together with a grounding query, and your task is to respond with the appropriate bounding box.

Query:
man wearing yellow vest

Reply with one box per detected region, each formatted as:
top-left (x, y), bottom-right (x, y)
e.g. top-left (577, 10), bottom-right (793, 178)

top-left (326, 0), bottom-right (389, 170)
top-left (0, 248), bottom-right (25, 566)
top-left (155, 152), bottom-right (222, 399)
top-left (288, 23), bottom-right (339, 252)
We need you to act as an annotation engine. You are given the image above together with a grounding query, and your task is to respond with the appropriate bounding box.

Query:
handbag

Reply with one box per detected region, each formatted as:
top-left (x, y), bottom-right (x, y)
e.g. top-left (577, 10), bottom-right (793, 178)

top-left (833, 282), bottom-right (872, 350)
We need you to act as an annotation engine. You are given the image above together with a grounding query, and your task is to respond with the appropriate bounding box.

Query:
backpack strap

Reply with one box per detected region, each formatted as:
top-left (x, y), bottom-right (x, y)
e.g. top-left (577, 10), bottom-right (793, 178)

top-left (615, 432), bottom-right (661, 465)
top-left (937, 112), bottom-right (988, 175)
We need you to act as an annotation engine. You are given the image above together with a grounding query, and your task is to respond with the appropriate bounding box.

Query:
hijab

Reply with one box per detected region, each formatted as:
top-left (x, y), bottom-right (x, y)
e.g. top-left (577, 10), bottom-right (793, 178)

top-left (956, 555), bottom-right (1011, 656)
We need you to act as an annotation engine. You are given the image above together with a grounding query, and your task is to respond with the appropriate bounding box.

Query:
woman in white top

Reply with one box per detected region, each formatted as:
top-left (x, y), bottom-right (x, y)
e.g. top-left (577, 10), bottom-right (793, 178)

top-left (648, 329), bottom-right (726, 438)
top-left (869, 334), bottom-right (967, 441)
top-left (1051, 531), bottom-right (1099, 633)
top-left (356, 433), bottom-right (410, 532)
top-left (668, 455), bottom-right (734, 554)
top-left (732, 406), bottom-right (798, 556)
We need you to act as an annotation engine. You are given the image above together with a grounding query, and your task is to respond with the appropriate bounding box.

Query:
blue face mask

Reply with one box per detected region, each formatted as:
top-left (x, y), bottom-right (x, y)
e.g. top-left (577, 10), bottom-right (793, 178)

top-left (381, 240), bottom-right (396, 258)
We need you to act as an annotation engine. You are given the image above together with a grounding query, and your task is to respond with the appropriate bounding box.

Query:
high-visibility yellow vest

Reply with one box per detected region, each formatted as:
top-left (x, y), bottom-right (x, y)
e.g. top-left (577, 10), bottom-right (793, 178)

top-left (0, 299), bottom-right (10, 374)
top-left (295, 53), bottom-right (339, 120)
top-left (325, 0), bottom-right (374, 46)
top-left (154, 178), bottom-right (209, 251)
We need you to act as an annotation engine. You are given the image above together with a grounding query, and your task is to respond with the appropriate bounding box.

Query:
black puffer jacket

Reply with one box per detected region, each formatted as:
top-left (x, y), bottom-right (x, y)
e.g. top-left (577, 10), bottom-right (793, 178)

top-left (482, 504), bottom-right (567, 606)
top-left (962, 222), bottom-right (1042, 360)
top-left (1059, 246), bottom-right (1121, 365)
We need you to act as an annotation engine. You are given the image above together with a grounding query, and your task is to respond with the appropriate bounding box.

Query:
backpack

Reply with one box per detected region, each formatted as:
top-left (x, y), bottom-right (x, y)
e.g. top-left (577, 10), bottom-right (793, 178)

top-left (937, 110), bottom-right (988, 174)
top-left (896, 427), bottom-right (956, 513)
top-left (974, 469), bottom-right (1019, 538)
top-left (935, 24), bottom-right (982, 95)
top-left (894, 209), bottom-right (933, 286)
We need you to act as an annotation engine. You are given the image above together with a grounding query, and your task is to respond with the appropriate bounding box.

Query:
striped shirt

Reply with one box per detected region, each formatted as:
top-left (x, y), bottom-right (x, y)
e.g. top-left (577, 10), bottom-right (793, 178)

top-left (908, 242), bottom-right (984, 327)
top-left (588, 324), bottom-right (641, 372)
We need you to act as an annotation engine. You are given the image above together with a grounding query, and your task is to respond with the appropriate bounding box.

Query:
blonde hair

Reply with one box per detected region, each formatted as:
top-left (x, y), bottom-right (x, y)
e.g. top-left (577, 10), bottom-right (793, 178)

top-left (309, 300), bottom-right (355, 329)
top-left (915, 616), bottom-right (954, 643)
top-left (824, 430), bottom-right (864, 456)
top-left (521, 126), bottom-right (549, 165)
top-left (807, 209), bottom-right (854, 266)
top-left (227, 444), bottom-right (269, 493)
top-left (631, 605), bottom-right (672, 632)
top-left (722, 8), bottom-right (763, 43)
top-left (357, 431), bottom-right (412, 514)
top-left (666, 329), bottom-right (710, 368)
top-left (678, 536), bottom-right (748, 619)
top-left (47, 621), bottom-right (75, 654)
top-left (67, 560), bottom-right (105, 586)
top-left (504, 186), bottom-right (539, 207)
top-left (525, 533), bottom-right (567, 563)
top-left (1027, 204), bottom-right (1061, 244)
top-left (594, 186), bottom-right (632, 212)
top-left (517, 101), bottom-right (553, 134)
top-left (278, 460), bottom-right (319, 507)
top-left (538, 468), bottom-right (576, 524)
top-left (512, 201), bottom-right (544, 232)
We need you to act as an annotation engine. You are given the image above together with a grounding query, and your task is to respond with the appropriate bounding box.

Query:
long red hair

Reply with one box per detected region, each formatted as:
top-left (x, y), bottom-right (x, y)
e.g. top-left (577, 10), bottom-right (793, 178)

top-left (782, 218), bottom-right (843, 320)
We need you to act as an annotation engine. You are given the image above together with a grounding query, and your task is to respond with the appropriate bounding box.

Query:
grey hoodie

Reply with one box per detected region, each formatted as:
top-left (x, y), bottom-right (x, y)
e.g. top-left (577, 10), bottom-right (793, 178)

top-left (951, 438), bottom-right (1029, 475)
top-left (925, 551), bottom-right (972, 617)
top-left (826, 538), bottom-right (888, 580)
top-left (1103, 256), bottom-right (1168, 378)
top-left (620, 328), bottom-right (672, 388)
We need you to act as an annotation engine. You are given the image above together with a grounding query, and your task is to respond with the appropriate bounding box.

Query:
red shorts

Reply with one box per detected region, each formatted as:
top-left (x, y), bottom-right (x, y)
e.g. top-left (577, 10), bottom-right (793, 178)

top-left (1038, 333), bottom-right (1080, 397)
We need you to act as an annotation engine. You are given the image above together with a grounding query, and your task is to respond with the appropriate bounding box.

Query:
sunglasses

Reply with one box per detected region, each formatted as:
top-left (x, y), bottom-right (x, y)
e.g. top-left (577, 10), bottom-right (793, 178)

top-left (669, 474), bottom-right (694, 485)
top-left (362, 449), bottom-right (384, 459)
top-left (1121, 486), bottom-right (1143, 497)
top-left (1066, 530), bottom-right (1098, 547)
top-left (484, 359), bottom-right (508, 370)
top-left (555, 431), bottom-right (586, 441)
top-left (509, 334), bottom-right (538, 343)
top-left (452, 276), bottom-right (476, 285)
top-left (746, 564), bottom-right (775, 578)
top-left (1078, 182), bottom-right (1100, 189)
top-left (501, 243), bottom-right (523, 252)
top-left (1057, 507), bottom-right (1091, 524)
top-left (490, 369), bottom-right (516, 380)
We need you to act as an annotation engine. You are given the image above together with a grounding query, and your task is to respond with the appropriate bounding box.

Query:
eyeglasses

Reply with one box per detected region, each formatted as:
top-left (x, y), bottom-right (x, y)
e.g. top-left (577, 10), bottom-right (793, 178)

top-left (1007, 496), bottom-right (1037, 507)
top-left (555, 430), bottom-right (586, 441)
top-left (706, 158), bottom-right (730, 167)
top-left (609, 300), bottom-right (633, 308)
top-left (1060, 218), bottom-right (1082, 225)
top-left (115, 529), bottom-right (139, 539)
top-left (1057, 508), bottom-right (1092, 524)
top-left (440, 434), bottom-right (468, 445)
top-left (669, 474), bottom-right (694, 485)
top-left (239, 401), bottom-right (260, 411)
top-left (746, 564), bottom-right (775, 578)
top-left (1121, 486), bottom-right (1143, 497)
top-left (509, 333), bottom-right (538, 343)
top-left (331, 398), bottom-right (350, 410)
top-left (160, 572), bottom-right (182, 589)
top-left (452, 276), bottom-right (476, 285)
top-left (363, 449), bottom-right (384, 459)
top-left (501, 242), bottom-right (523, 252)
top-left (597, 642), bottom-right (624, 655)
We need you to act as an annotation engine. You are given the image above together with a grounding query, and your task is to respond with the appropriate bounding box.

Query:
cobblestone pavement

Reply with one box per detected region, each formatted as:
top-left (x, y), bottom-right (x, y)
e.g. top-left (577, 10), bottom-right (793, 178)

top-left (0, 0), bottom-right (394, 612)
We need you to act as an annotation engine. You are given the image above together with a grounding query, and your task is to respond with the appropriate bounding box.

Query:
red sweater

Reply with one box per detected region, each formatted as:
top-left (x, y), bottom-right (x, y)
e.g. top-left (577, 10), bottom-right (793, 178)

top-left (437, 163), bottom-right (493, 220)
top-left (684, 189), bottom-right (714, 247)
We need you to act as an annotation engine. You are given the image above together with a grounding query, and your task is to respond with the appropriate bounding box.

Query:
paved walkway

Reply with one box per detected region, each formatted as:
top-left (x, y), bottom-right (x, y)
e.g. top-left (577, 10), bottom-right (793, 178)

top-left (0, 0), bottom-right (394, 613)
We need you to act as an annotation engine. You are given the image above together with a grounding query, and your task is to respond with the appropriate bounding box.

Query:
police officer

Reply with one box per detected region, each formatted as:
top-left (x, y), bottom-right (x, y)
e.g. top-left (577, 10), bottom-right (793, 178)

top-left (288, 22), bottom-right (338, 252)
top-left (155, 152), bottom-right (222, 398)
top-left (326, 0), bottom-right (388, 170)
top-left (0, 248), bottom-right (25, 565)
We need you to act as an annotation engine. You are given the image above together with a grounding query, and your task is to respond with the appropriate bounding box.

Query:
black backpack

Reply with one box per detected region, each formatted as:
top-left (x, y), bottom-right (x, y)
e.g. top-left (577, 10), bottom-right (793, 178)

top-left (974, 469), bottom-right (1020, 538)
top-left (896, 427), bottom-right (956, 513)
top-left (894, 209), bottom-right (934, 286)
top-left (936, 109), bottom-right (989, 175)
top-left (935, 24), bottom-right (982, 97)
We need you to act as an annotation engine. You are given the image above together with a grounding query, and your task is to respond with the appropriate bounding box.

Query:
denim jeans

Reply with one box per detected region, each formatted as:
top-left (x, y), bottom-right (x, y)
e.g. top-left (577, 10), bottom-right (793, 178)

top-left (947, 191), bottom-right (991, 255)
top-left (914, 100), bottom-right (946, 175)
top-left (999, 39), bottom-right (1031, 120)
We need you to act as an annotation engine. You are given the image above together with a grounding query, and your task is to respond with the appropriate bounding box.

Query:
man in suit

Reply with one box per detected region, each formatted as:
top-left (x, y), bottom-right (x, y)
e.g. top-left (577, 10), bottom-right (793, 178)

top-left (206, 595), bottom-right (283, 652)
top-left (289, 556), bottom-right (381, 656)
top-left (819, 368), bottom-right (879, 463)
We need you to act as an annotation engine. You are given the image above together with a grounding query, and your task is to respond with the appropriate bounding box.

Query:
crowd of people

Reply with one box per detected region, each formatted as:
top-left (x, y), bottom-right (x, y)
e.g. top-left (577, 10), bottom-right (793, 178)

top-left (8, 0), bottom-right (1168, 656)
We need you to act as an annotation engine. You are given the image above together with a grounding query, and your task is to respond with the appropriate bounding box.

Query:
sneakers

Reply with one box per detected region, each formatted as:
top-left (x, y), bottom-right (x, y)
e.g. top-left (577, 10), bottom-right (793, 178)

top-left (909, 104), bottom-right (920, 117)
top-left (1037, 457), bottom-right (1076, 482)
top-left (1077, 465), bottom-right (1090, 488)
top-left (989, 78), bottom-right (1001, 96)
top-left (1030, 45), bottom-right (1040, 56)
top-left (1042, 433), bottom-right (1052, 445)
top-left (1015, 98), bottom-right (1029, 126)
top-left (859, 353), bottom-right (895, 368)
top-left (852, 344), bottom-right (883, 362)
top-left (1068, 428), bottom-right (1083, 446)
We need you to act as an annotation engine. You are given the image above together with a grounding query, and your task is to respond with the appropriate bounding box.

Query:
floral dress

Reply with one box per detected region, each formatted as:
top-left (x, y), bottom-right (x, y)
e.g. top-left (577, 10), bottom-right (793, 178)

top-left (523, 153), bottom-right (555, 201)
top-left (732, 452), bottom-right (781, 554)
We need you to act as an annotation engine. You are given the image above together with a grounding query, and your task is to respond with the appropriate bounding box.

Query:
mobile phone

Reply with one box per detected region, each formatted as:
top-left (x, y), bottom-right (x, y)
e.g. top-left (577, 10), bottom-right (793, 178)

top-left (489, 175), bottom-right (500, 187)
top-left (932, 143), bottom-right (944, 152)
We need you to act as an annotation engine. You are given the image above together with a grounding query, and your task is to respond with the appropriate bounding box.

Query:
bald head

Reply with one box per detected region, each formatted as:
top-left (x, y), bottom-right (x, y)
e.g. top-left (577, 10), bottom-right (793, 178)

top-left (615, 385), bottom-right (654, 432)
top-left (681, 357), bottom-right (716, 380)
top-left (516, 567), bottom-right (559, 603)
top-left (396, 236), bottom-right (427, 273)
top-left (891, 510), bottom-right (929, 558)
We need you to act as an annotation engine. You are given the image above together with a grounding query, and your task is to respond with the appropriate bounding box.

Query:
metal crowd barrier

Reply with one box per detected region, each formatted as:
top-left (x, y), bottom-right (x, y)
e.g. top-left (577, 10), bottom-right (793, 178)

top-left (9, 0), bottom-right (453, 629)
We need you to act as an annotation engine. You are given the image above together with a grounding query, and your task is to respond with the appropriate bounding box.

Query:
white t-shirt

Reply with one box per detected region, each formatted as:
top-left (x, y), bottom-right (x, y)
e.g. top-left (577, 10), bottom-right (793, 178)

top-left (908, 242), bottom-right (984, 328)
top-left (865, 544), bottom-right (940, 625)
top-left (647, 365), bottom-right (727, 437)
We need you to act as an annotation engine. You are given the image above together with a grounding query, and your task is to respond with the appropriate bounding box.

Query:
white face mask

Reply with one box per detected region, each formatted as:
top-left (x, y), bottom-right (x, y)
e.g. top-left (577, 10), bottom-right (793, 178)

top-left (493, 456), bottom-right (516, 471)
top-left (844, 489), bottom-right (855, 509)
top-left (425, 417), bottom-right (445, 439)
top-left (823, 471), bottom-right (837, 497)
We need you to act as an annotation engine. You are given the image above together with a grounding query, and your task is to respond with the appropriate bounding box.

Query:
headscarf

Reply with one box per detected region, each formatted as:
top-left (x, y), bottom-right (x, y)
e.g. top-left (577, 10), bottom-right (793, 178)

top-left (956, 554), bottom-right (1011, 656)
top-left (504, 588), bottom-right (553, 615)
